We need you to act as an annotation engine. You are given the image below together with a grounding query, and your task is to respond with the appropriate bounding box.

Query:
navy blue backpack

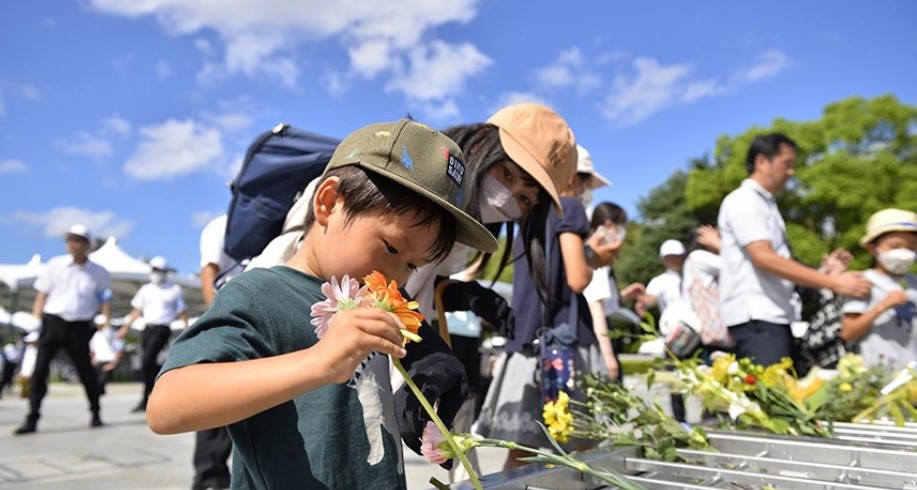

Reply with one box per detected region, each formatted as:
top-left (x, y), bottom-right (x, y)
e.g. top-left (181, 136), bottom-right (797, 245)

top-left (224, 123), bottom-right (340, 262)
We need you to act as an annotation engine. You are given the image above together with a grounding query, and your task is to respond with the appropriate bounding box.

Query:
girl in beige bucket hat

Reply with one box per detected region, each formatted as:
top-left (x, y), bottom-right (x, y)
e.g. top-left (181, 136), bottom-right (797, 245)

top-left (401, 103), bottom-right (578, 480)
top-left (840, 208), bottom-right (917, 371)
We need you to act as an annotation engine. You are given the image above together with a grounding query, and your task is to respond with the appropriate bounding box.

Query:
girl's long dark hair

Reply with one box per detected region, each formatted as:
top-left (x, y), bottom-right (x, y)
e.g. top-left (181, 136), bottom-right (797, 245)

top-left (441, 123), bottom-right (552, 303)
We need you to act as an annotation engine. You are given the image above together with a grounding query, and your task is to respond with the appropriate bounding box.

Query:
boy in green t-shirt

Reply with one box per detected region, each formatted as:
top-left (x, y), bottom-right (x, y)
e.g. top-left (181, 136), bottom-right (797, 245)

top-left (146, 119), bottom-right (497, 489)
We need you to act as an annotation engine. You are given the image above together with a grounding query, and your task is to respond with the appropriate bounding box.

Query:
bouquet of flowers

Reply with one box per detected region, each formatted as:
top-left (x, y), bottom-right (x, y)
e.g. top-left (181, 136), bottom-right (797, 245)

top-left (543, 374), bottom-right (710, 462)
top-left (674, 354), bottom-right (831, 437)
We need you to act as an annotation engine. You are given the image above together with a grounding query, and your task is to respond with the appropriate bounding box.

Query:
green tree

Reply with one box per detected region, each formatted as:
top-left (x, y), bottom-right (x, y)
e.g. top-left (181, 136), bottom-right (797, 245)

top-left (685, 94), bottom-right (917, 269)
top-left (615, 170), bottom-right (700, 286)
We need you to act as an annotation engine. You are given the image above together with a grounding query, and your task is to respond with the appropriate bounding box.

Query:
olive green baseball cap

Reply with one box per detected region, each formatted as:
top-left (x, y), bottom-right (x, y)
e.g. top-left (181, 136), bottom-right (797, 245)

top-left (325, 119), bottom-right (498, 253)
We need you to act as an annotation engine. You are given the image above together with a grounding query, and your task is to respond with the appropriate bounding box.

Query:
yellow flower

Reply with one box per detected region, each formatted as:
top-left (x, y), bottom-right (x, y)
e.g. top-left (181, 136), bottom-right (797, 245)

top-left (543, 391), bottom-right (574, 444)
top-left (363, 270), bottom-right (424, 341)
top-left (839, 382), bottom-right (853, 393)
top-left (761, 357), bottom-right (794, 388)
top-left (710, 354), bottom-right (736, 384)
top-left (838, 354), bottom-right (866, 378)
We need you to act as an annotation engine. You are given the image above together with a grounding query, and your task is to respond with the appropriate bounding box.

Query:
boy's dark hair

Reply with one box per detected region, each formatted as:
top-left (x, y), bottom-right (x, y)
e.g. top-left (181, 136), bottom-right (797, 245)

top-left (589, 202), bottom-right (628, 232)
top-left (303, 166), bottom-right (457, 263)
top-left (441, 123), bottom-right (553, 301)
top-left (745, 133), bottom-right (798, 175)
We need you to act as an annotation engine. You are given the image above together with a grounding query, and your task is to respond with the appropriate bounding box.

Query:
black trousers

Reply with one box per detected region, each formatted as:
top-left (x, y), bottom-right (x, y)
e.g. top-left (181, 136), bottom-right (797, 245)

top-left (0, 359), bottom-right (18, 397)
top-left (192, 427), bottom-right (233, 489)
top-left (28, 314), bottom-right (101, 420)
top-left (140, 324), bottom-right (172, 402)
top-left (730, 319), bottom-right (794, 366)
top-left (95, 364), bottom-right (112, 395)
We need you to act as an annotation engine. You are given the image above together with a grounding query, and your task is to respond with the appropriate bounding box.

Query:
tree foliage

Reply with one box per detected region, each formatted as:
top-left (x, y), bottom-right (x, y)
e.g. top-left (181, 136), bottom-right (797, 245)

top-left (615, 170), bottom-right (700, 286)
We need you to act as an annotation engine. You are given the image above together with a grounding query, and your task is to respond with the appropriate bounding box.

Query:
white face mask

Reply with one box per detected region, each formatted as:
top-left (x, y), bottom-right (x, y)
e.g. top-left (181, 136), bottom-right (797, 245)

top-left (478, 174), bottom-right (522, 223)
top-left (149, 271), bottom-right (167, 284)
top-left (877, 248), bottom-right (916, 275)
top-left (580, 188), bottom-right (594, 208)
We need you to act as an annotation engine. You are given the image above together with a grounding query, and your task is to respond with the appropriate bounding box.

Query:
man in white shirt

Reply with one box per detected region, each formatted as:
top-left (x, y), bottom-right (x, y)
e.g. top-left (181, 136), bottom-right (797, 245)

top-left (637, 239), bottom-right (686, 317)
top-left (718, 133), bottom-right (870, 366)
top-left (119, 256), bottom-right (188, 412)
top-left (15, 224), bottom-right (112, 435)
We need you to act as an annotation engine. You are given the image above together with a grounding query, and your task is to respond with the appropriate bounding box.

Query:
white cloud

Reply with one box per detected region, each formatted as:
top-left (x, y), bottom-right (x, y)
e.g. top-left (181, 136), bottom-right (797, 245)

top-left (123, 119), bottom-right (224, 180)
top-left (348, 39), bottom-right (398, 79)
top-left (325, 71), bottom-right (347, 97)
top-left (86, 0), bottom-right (486, 105)
top-left (7, 206), bottom-right (134, 240)
top-left (224, 31), bottom-right (298, 87)
top-left (602, 57), bottom-right (727, 126)
top-left (415, 100), bottom-right (460, 121)
top-left (534, 47), bottom-right (601, 93)
top-left (102, 114), bottom-right (132, 136)
top-left (535, 65), bottom-right (574, 88)
top-left (207, 112), bottom-right (252, 133)
top-left (156, 59), bottom-right (173, 79)
top-left (387, 41), bottom-right (492, 102)
top-left (60, 131), bottom-right (114, 158)
top-left (737, 49), bottom-right (790, 82)
top-left (600, 50), bottom-right (788, 125)
top-left (203, 97), bottom-right (256, 133)
top-left (0, 80), bottom-right (41, 117)
top-left (191, 209), bottom-right (222, 228)
top-left (0, 159), bottom-right (28, 174)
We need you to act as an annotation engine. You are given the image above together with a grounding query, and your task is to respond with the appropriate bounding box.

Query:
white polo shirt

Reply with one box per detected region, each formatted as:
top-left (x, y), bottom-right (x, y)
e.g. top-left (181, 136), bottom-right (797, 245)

top-left (200, 215), bottom-right (245, 288)
top-left (585, 267), bottom-right (626, 317)
top-left (645, 269), bottom-right (682, 314)
top-left (718, 178), bottom-right (794, 327)
top-left (90, 327), bottom-right (125, 363)
top-left (130, 280), bottom-right (186, 326)
top-left (34, 255), bottom-right (111, 322)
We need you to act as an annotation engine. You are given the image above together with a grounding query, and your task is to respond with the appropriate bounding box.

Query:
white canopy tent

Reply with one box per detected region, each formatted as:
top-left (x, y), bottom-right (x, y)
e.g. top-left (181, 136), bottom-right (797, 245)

top-left (0, 254), bottom-right (44, 292)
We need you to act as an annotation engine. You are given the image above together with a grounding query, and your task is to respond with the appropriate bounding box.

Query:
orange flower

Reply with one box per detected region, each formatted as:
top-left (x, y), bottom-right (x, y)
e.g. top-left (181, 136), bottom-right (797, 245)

top-left (363, 270), bottom-right (424, 340)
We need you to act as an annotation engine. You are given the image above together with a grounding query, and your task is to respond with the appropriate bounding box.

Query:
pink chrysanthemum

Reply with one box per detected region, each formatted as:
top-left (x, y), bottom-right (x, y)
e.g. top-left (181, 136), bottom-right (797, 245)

top-left (420, 421), bottom-right (449, 465)
top-left (310, 275), bottom-right (369, 338)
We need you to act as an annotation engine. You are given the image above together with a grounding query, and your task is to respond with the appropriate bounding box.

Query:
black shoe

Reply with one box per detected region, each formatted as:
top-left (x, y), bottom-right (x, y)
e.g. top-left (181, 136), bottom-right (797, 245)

top-left (90, 413), bottom-right (103, 428)
top-left (14, 419), bottom-right (37, 435)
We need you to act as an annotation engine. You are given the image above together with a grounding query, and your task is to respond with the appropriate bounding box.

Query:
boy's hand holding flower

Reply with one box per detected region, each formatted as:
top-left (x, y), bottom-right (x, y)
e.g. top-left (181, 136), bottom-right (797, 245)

top-left (313, 308), bottom-right (407, 384)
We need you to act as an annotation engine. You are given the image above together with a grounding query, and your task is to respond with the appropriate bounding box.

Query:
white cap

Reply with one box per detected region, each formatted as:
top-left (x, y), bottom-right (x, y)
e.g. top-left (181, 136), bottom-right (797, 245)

top-left (66, 224), bottom-right (91, 242)
top-left (149, 256), bottom-right (171, 271)
top-left (659, 239), bottom-right (686, 258)
top-left (576, 144), bottom-right (611, 190)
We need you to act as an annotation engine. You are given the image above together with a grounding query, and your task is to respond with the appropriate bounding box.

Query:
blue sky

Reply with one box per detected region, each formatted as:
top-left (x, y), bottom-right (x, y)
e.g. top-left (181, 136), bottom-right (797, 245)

top-left (2, 0), bottom-right (916, 276)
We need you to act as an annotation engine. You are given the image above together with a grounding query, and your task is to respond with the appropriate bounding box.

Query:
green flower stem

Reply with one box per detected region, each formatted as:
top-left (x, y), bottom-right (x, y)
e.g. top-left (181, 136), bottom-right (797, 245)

top-left (392, 358), bottom-right (482, 490)
top-left (475, 438), bottom-right (645, 490)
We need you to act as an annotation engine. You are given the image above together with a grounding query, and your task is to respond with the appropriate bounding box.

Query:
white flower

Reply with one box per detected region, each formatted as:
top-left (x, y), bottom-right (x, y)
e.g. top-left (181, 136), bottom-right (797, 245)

top-left (727, 361), bottom-right (739, 375)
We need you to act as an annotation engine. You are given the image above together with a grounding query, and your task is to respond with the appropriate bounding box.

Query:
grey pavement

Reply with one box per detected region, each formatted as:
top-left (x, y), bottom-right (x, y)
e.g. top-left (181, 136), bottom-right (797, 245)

top-left (0, 382), bottom-right (507, 489)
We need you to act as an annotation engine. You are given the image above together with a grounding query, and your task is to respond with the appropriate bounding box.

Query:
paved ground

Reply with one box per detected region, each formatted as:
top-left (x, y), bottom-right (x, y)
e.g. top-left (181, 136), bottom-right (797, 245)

top-left (0, 382), bottom-right (508, 489)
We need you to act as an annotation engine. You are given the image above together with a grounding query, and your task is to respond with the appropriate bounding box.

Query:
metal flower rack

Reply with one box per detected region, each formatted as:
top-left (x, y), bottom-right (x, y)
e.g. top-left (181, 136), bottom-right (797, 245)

top-left (445, 422), bottom-right (917, 489)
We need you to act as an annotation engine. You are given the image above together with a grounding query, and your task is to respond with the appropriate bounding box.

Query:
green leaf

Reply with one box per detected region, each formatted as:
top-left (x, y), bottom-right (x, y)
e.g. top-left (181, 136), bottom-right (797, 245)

top-left (535, 421), bottom-right (570, 457)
